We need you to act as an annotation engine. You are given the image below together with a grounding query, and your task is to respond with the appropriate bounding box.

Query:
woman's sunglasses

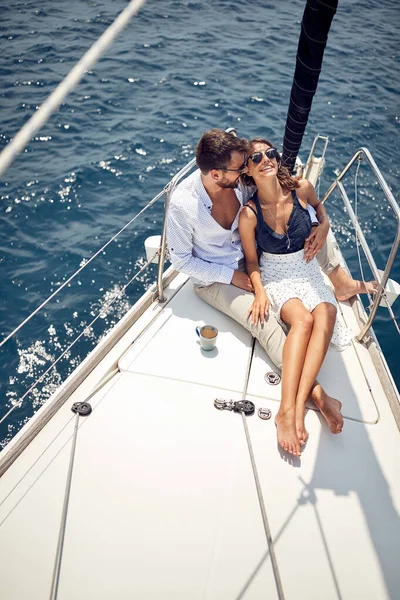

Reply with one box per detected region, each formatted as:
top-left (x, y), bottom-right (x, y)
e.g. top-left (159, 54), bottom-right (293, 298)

top-left (248, 147), bottom-right (280, 165)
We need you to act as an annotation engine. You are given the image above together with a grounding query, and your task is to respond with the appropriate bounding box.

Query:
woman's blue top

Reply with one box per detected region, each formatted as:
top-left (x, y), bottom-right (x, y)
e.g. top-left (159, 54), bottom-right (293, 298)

top-left (246, 189), bottom-right (312, 254)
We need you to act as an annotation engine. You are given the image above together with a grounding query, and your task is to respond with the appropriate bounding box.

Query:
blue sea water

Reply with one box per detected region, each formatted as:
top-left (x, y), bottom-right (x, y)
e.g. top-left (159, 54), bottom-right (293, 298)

top-left (0, 0), bottom-right (399, 446)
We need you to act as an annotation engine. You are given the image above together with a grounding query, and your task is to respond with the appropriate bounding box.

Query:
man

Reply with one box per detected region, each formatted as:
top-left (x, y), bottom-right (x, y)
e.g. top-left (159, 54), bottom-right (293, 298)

top-left (166, 129), bottom-right (374, 440)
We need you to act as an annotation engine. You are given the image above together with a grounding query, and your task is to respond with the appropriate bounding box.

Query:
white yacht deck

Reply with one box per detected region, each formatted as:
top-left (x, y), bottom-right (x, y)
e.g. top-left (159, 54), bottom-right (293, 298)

top-left (0, 273), bottom-right (399, 599)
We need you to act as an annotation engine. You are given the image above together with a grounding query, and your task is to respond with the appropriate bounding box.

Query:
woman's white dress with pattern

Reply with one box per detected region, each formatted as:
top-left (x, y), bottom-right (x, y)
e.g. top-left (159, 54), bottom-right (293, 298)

top-left (259, 249), bottom-right (352, 350)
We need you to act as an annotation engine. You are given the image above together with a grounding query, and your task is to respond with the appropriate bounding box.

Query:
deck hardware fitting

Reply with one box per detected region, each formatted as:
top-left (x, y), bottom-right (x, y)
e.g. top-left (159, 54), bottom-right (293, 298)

top-left (214, 398), bottom-right (255, 416)
top-left (264, 371), bottom-right (281, 385)
top-left (71, 401), bottom-right (92, 416)
top-left (258, 407), bottom-right (272, 420)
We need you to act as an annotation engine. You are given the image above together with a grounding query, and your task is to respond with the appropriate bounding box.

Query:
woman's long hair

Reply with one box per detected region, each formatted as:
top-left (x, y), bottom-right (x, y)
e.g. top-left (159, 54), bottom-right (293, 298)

top-left (241, 138), bottom-right (300, 190)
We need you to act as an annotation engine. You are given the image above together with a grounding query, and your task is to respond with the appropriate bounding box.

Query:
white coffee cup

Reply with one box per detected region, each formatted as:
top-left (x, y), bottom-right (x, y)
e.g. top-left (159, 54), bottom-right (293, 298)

top-left (196, 325), bottom-right (218, 351)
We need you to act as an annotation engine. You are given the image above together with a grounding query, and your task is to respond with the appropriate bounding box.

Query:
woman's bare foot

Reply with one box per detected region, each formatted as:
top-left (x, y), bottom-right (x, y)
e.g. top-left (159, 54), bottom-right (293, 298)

top-left (295, 406), bottom-right (309, 446)
top-left (328, 265), bottom-right (378, 302)
top-left (275, 408), bottom-right (301, 456)
top-left (312, 386), bottom-right (343, 434)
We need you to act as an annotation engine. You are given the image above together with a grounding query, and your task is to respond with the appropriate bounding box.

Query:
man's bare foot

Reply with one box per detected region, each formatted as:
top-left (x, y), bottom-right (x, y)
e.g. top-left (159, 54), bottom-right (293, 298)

top-left (328, 265), bottom-right (378, 302)
top-left (275, 408), bottom-right (301, 456)
top-left (295, 406), bottom-right (309, 446)
top-left (311, 386), bottom-right (343, 434)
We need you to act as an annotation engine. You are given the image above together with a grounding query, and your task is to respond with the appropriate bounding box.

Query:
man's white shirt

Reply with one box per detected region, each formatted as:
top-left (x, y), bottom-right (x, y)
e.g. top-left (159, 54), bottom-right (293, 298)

top-left (166, 169), bottom-right (318, 286)
top-left (167, 170), bottom-right (253, 285)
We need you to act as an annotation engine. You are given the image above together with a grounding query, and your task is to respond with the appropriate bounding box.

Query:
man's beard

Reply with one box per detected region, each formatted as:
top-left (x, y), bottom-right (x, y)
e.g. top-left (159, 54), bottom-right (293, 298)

top-left (217, 179), bottom-right (239, 189)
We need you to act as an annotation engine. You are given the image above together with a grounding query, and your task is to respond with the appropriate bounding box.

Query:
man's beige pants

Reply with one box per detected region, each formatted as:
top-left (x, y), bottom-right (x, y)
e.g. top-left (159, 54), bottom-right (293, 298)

top-left (194, 237), bottom-right (340, 370)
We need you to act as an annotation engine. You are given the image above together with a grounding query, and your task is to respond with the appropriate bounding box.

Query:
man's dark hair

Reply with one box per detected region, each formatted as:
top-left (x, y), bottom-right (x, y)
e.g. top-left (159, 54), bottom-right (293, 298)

top-left (195, 129), bottom-right (246, 174)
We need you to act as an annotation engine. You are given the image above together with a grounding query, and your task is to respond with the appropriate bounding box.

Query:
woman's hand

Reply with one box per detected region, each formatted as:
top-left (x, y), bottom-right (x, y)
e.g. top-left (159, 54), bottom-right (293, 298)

top-left (304, 223), bottom-right (329, 262)
top-left (247, 289), bottom-right (270, 325)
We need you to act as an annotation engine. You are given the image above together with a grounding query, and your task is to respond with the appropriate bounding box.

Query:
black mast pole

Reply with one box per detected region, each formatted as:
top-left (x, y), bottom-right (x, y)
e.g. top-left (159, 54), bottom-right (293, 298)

top-left (282, 0), bottom-right (339, 173)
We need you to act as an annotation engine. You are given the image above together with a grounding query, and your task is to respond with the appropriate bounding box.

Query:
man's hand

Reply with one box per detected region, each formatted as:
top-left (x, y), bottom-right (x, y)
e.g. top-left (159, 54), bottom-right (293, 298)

top-left (231, 270), bottom-right (254, 292)
top-left (304, 223), bottom-right (329, 262)
top-left (247, 290), bottom-right (270, 325)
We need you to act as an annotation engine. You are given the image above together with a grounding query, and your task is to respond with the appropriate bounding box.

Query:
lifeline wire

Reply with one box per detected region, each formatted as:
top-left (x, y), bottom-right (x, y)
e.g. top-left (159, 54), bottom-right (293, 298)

top-left (0, 187), bottom-right (165, 350)
top-left (0, 250), bottom-right (159, 426)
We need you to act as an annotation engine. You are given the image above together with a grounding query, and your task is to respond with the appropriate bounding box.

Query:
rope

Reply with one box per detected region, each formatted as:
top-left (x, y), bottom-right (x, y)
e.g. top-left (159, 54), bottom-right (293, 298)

top-left (49, 413), bottom-right (80, 600)
top-left (240, 340), bottom-right (285, 600)
top-left (0, 250), bottom-right (159, 426)
top-left (48, 367), bottom-right (118, 599)
top-left (0, 0), bottom-right (147, 179)
top-left (0, 187), bottom-right (166, 350)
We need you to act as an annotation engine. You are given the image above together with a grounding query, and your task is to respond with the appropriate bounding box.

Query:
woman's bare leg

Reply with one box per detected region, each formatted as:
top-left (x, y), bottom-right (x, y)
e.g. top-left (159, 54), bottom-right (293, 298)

top-left (295, 302), bottom-right (338, 442)
top-left (277, 299), bottom-right (314, 456)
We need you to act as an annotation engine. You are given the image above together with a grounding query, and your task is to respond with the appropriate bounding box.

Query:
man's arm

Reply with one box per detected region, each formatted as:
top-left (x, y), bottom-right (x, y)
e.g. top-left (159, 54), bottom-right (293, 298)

top-left (166, 200), bottom-right (235, 286)
top-left (298, 179), bottom-right (330, 262)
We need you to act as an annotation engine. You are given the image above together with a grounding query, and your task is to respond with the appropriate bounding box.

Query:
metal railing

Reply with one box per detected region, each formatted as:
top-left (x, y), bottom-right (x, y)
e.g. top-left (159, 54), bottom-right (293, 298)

top-left (321, 148), bottom-right (400, 342)
top-left (303, 134), bottom-right (329, 183)
top-left (156, 158), bottom-right (197, 302)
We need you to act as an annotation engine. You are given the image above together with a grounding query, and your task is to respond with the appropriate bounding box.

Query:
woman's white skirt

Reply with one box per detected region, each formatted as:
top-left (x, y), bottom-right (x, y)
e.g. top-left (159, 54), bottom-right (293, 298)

top-left (259, 249), bottom-right (351, 350)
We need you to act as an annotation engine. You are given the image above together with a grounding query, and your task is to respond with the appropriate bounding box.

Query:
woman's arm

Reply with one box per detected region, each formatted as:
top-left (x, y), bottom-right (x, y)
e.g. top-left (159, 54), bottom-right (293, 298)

top-left (238, 206), bottom-right (270, 325)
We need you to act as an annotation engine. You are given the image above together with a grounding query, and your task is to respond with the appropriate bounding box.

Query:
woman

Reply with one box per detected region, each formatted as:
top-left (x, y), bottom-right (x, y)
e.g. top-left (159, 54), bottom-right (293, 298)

top-left (239, 138), bottom-right (350, 457)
